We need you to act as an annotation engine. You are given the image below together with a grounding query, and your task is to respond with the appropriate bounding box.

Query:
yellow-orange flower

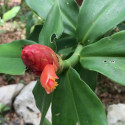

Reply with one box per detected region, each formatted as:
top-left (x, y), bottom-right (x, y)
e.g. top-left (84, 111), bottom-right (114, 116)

top-left (40, 64), bottom-right (59, 94)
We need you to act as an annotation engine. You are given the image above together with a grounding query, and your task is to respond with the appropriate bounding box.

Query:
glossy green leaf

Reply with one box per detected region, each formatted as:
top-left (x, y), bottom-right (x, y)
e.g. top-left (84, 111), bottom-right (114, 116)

top-left (75, 62), bottom-right (97, 91)
top-left (57, 47), bottom-right (74, 59)
top-left (80, 31), bottom-right (125, 86)
top-left (77, 0), bottom-right (125, 45)
top-left (56, 35), bottom-right (77, 50)
top-left (59, 0), bottom-right (79, 35)
top-left (25, 13), bottom-right (38, 38)
top-left (52, 68), bottom-right (107, 125)
top-left (42, 118), bottom-right (52, 125)
top-left (25, 0), bottom-right (78, 36)
top-left (3, 6), bottom-right (20, 22)
top-left (38, 2), bottom-right (63, 50)
top-left (0, 40), bottom-right (35, 75)
top-left (24, 0), bottom-right (54, 20)
top-left (56, 36), bottom-right (77, 59)
top-left (38, 0), bottom-right (79, 50)
top-left (28, 25), bottom-right (43, 42)
top-left (33, 80), bottom-right (52, 124)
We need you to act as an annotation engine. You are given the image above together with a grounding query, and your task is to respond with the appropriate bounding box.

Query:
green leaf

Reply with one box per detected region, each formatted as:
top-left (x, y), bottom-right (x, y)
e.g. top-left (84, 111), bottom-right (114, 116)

top-left (56, 36), bottom-right (77, 59)
top-left (42, 118), bottom-right (52, 125)
top-left (77, 0), bottom-right (125, 45)
top-left (21, 11), bottom-right (32, 23)
top-left (52, 68), bottom-right (107, 125)
top-left (24, 0), bottom-right (54, 20)
top-left (25, 0), bottom-right (78, 36)
top-left (38, 0), bottom-right (79, 50)
top-left (74, 62), bottom-right (97, 91)
top-left (3, 107), bottom-right (10, 112)
top-left (80, 31), bottom-right (125, 86)
top-left (0, 40), bottom-right (35, 75)
top-left (38, 2), bottom-right (63, 50)
top-left (25, 13), bottom-right (38, 38)
top-left (59, 0), bottom-right (79, 35)
top-left (103, 22), bottom-right (125, 38)
top-left (28, 25), bottom-right (43, 42)
top-left (57, 47), bottom-right (74, 59)
top-left (0, 103), bottom-right (5, 112)
top-left (33, 80), bottom-right (52, 124)
top-left (3, 6), bottom-right (20, 22)
top-left (56, 35), bottom-right (77, 51)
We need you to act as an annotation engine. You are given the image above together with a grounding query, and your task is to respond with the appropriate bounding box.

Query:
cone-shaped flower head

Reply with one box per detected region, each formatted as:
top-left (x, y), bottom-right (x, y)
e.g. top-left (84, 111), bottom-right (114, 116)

top-left (21, 44), bottom-right (59, 94)
top-left (21, 44), bottom-right (59, 75)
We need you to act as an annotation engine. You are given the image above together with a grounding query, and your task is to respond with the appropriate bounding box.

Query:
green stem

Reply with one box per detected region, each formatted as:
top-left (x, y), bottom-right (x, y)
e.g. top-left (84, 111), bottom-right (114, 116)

top-left (62, 44), bottom-right (83, 71)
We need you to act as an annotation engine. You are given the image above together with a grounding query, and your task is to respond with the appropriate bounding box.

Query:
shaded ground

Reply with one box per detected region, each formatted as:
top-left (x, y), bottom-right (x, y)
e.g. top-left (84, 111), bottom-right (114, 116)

top-left (0, 72), bottom-right (36, 87)
top-left (97, 75), bottom-right (125, 108)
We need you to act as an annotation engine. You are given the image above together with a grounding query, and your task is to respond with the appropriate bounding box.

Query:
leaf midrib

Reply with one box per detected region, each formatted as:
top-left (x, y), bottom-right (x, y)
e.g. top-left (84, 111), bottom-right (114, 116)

top-left (57, 0), bottom-right (76, 31)
top-left (81, 0), bottom-right (116, 43)
top-left (66, 71), bottom-right (81, 125)
top-left (61, 10), bottom-right (76, 31)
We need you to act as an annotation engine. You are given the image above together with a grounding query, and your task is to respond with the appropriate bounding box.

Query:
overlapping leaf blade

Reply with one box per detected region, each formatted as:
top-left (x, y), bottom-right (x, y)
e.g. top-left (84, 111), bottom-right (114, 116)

top-left (59, 0), bottom-right (79, 35)
top-left (38, 0), bottom-right (79, 50)
top-left (33, 80), bottom-right (52, 124)
top-left (75, 62), bottom-right (97, 91)
top-left (80, 31), bottom-right (125, 85)
top-left (77, 0), bottom-right (125, 45)
top-left (52, 68), bottom-right (107, 125)
top-left (56, 36), bottom-right (77, 59)
top-left (0, 40), bottom-right (35, 75)
top-left (3, 6), bottom-right (20, 22)
top-left (28, 25), bottom-right (43, 42)
top-left (38, 2), bottom-right (63, 50)
top-left (24, 0), bottom-right (54, 20)
top-left (25, 0), bottom-right (78, 36)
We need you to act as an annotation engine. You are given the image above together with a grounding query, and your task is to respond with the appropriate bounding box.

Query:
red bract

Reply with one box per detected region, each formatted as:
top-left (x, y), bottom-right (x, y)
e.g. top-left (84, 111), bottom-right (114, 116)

top-left (21, 44), bottom-right (59, 94)
top-left (21, 44), bottom-right (59, 75)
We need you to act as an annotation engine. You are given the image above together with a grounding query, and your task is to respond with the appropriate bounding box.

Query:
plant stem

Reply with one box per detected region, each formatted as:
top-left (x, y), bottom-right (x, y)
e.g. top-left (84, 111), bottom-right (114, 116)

top-left (62, 44), bottom-right (83, 71)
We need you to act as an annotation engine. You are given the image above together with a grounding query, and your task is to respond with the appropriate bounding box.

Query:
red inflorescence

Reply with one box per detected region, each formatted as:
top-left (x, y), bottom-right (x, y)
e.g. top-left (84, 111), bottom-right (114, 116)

top-left (21, 44), bottom-right (59, 75)
top-left (21, 44), bottom-right (59, 94)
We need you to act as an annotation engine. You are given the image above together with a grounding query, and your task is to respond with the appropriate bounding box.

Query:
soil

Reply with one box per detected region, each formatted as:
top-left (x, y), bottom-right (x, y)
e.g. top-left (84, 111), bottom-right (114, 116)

top-left (0, 72), bottom-right (37, 87)
top-left (0, 0), bottom-right (125, 124)
top-left (97, 74), bottom-right (125, 108)
top-left (0, 22), bottom-right (25, 44)
top-left (0, 0), bottom-right (21, 7)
